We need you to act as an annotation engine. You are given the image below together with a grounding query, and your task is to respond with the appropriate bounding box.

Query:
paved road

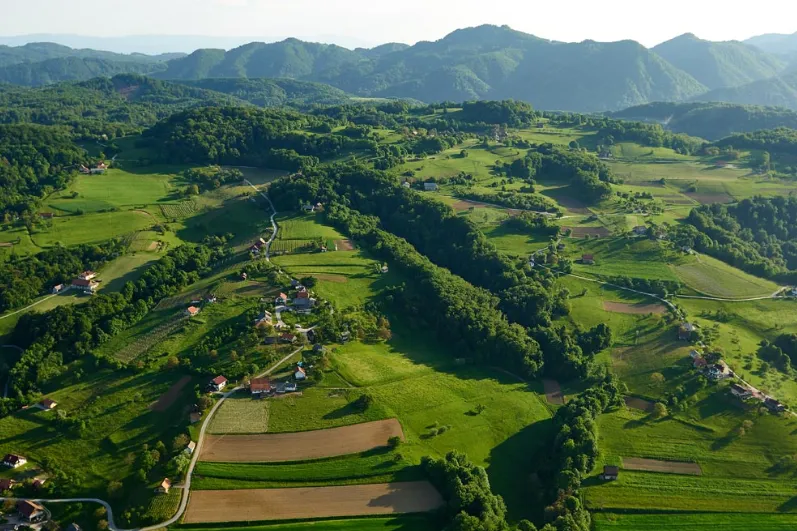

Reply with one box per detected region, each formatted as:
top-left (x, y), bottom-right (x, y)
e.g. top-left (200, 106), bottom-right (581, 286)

top-left (243, 179), bottom-right (278, 261)
top-left (1, 347), bottom-right (302, 531)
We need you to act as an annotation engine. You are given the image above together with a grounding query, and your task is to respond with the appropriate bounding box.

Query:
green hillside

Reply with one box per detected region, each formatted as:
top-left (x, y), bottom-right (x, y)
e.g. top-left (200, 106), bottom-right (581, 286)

top-left (0, 56), bottom-right (165, 86)
top-left (654, 33), bottom-right (785, 90)
top-left (695, 70), bottom-right (797, 110)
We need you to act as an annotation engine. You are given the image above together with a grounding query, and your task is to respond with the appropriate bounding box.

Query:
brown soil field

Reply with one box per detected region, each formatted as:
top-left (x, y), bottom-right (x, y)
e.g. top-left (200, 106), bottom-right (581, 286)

top-left (183, 481), bottom-right (443, 523)
top-left (624, 396), bottom-right (654, 413)
top-left (200, 419), bottom-right (404, 462)
top-left (335, 239), bottom-right (356, 251)
top-left (146, 241), bottom-right (159, 251)
top-left (451, 199), bottom-right (489, 212)
top-left (603, 301), bottom-right (668, 315)
top-left (655, 194), bottom-right (695, 205)
top-left (686, 192), bottom-right (734, 205)
top-left (566, 226), bottom-right (611, 238)
top-left (543, 379), bottom-right (564, 405)
top-left (623, 457), bottom-right (702, 475)
top-left (0, 242), bottom-right (12, 248)
top-left (151, 375), bottom-right (192, 412)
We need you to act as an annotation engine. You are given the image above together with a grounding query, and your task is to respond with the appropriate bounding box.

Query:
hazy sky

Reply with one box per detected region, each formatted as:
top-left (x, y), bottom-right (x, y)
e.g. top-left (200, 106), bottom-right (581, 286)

top-left (1, 0), bottom-right (794, 48)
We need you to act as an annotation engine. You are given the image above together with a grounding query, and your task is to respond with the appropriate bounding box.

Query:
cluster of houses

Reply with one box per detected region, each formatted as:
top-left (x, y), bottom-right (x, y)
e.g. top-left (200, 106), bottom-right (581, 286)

top-left (79, 162), bottom-right (108, 175)
top-left (689, 350), bottom-right (731, 381)
top-left (250, 237), bottom-right (268, 255)
top-left (302, 202), bottom-right (323, 213)
top-left (728, 381), bottom-right (786, 413)
top-left (52, 270), bottom-right (100, 295)
top-left (249, 362), bottom-right (308, 398)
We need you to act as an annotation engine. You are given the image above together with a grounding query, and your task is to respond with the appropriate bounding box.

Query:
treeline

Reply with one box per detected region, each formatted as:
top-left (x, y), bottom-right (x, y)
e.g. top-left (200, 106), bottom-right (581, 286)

top-left (0, 240), bottom-right (126, 313)
top-left (681, 197), bottom-right (797, 282)
top-left (142, 107), bottom-right (365, 169)
top-left (590, 118), bottom-right (705, 155)
top-left (326, 203), bottom-right (544, 377)
top-left (270, 163), bottom-right (612, 380)
top-left (714, 127), bottom-right (797, 156)
top-left (456, 190), bottom-right (560, 213)
top-left (4, 243), bottom-right (229, 410)
top-left (758, 333), bottom-right (797, 373)
top-left (0, 124), bottom-right (85, 217)
top-left (533, 145), bottom-right (613, 202)
top-left (184, 166), bottom-right (243, 192)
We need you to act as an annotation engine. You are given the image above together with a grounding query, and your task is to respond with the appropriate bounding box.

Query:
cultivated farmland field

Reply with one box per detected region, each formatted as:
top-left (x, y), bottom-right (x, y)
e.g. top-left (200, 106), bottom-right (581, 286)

top-left (209, 396), bottom-right (271, 434)
top-left (183, 482), bottom-right (444, 523)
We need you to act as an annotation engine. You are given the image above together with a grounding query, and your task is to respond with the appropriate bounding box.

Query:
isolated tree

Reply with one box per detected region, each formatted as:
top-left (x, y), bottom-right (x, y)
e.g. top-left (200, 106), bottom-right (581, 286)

top-left (172, 434), bottom-right (189, 452)
top-left (652, 402), bottom-right (668, 419)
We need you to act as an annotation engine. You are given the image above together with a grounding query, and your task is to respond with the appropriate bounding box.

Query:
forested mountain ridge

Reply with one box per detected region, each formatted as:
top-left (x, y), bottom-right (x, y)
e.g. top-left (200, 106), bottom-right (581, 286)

top-left (0, 56), bottom-right (167, 87)
top-left (154, 25), bottom-right (709, 111)
top-left (694, 70), bottom-right (797, 111)
top-left (0, 41), bottom-right (182, 68)
top-left (610, 101), bottom-right (797, 140)
top-left (653, 33), bottom-right (786, 90)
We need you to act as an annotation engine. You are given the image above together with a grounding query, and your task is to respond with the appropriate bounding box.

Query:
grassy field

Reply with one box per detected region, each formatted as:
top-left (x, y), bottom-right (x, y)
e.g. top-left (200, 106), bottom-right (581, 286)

top-left (193, 452), bottom-right (422, 489)
top-left (209, 395), bottom-right (271, 434)
top-left (262, 388), bottom-right (389, 433)
top-left (30, 210), bottom-right (156, 247)
top-left (672, 254), bottom-right (781, 298)
top-left (594, 513), bottom-right (797, 530)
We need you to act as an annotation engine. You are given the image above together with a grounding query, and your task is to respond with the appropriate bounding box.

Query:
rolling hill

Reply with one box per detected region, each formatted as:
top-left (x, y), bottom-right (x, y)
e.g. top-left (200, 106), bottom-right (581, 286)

top-left (745, 32), bottom-right (797, 55)
top-left (653, 33), bottom-right (786, 90)
top-left (694, 70), bottom-right (797, 110)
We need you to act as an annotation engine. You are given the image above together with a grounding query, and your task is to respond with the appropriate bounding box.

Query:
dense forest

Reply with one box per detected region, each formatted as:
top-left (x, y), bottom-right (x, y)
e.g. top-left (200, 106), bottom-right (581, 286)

top-left (0, 124), bottom-right (85, 216)
top-left (680, 196), bottom-right (797, 282)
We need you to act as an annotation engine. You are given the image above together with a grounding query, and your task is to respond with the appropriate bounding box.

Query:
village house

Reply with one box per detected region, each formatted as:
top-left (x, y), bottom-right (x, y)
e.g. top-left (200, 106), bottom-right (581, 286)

top-left (51, 284), bottom-right (65, 294)
top-left (302, 203), bottom-right (316, 212)
top-left (680, 245), bottom-right (693, 254)
top-left (210, 375), bottom-right (227, 392)
top-left (601, 466), bottom-right (619, 481)
top-left (78, 271), bottom-right (97, 281)
top-left (693, 356), bottom-right (708, 369)
top-left (402, 181), bottom-right (411, 189)
top-left (17, 500), bottom-right (45, 522)
top-left (0, 478), bottom-right (16, 491)
top-left (32, 477), bottom-right (47, 489)
top-left (250, 377), bottom-right (272, 398)
top-left (286, 382), bottom-right (298, 392)
top-left (185, 441), bottom-right (196, 455)
top-left (275, 293), bottom-right (288, 305)
top-left (274, 382), bottom-right (288, 394)
top-left (295, 366), bottom-right (307, 381)
top-left (536, 122), bottom-right (545, 129)
top-left (706, 361), bottom-right (730, 380)
top-left (294, 290), bottom-right (316, 308)
top-left (381, 264), bottom-right (389, 274)
top-left (765, 397), bottom-right (786, 413)
top-left (263, 336), bottom-right (278, 345)
top-left (206, 295), bottom-right (217, 304)
top-left (678, 322), bottom-right (696, 341)
top-left (581, 254), bottom-right (595, 265)
top-left (158, 478), bottom-right (172, 494)
top-left (424, 182), bottom-right (439, 191)
top-left (633, 225), bottom-right (648, 236)
top-left (340, 330), bottom-right (352, 343)
top-left (186, 306), bottom-right (201, 317)
top-left (280, 333), bottom-right (298, 344)
top-left (3, 454), bottom-right (27, 468)
top-left (291, 279), bottom-right (300, 287)
top-left (40, 398), bottom-right (57, 410)
top-left (39, 212), bottom-right (54, 219)
top-left (254, 311), bottom-right (273, 328)
top-left (71, 278), bottom-right (99, 293)
top-left (730, 384), bottom-right (752, 399)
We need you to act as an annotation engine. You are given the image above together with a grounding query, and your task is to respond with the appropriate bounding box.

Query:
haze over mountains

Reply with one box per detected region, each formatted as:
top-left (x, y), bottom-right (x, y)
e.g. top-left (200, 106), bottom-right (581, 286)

top-left (2, 25), bottom-right (797, 112)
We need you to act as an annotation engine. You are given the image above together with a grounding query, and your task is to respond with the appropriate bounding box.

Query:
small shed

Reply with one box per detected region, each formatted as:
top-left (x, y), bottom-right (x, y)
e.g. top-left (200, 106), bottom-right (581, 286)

top-left (601, 465), bottom-right (619, 481)
top-left (581, 254), bottom-right (595, 265)
top-left (158, 478), bottom-right (172, 494)
top-left (185, 441), bottom-right (197, 454)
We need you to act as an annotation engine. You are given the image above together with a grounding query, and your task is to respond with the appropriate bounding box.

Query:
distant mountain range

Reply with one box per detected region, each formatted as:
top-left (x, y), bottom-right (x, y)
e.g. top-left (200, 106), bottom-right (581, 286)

top-left (1, 26), bottom-right (797, 112)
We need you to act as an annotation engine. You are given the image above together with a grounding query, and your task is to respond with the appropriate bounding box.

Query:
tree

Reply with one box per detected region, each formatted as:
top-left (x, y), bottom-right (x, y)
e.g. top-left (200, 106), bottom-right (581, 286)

top-left (300, 276), bottom-right (318, 288)
top-left (388, 436), bottom-right (402, 449)
top-left (185, 184), bottom-right (200, 196)
top-left (97, 521), bottom-right (109, 531)
top-left (172, 433), bottom-right (190, 453)
top-left (569, 140), bottom-right (580, 150)
top-left (650, 372), bottom-right (665, 385)
top-left (652, 402), bottom-right (668, 419)
top-left (106, 480), bottom-right (123, 499)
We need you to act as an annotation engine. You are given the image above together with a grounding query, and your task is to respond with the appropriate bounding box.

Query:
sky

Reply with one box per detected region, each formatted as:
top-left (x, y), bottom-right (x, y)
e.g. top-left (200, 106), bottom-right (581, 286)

top-left (0, 0), bottom-right (794, 51)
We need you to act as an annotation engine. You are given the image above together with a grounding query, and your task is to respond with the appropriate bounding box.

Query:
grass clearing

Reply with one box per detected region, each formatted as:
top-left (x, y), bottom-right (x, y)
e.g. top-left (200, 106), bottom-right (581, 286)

top-left (209, 395), bottom-right (270, 434)
top-left (31, 210), bottom-right (156, 247)
top-left (672, 254), bottom-right (780, 298)
top-left (594, 513), bottom-right (797, 531)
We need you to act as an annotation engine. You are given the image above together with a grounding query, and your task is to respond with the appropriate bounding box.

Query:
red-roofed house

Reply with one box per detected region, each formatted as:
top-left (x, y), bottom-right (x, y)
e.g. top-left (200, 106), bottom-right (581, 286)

top-left (294, 367), bottom-right (307, 381)
top-left (186, 306), bottom-right (201, 317)
top-left (72, 278), bottom-right (99, 293)
top-left (250, 377), bottom-right (272, 397)
top-left (210, 376), bottom-right (227, 391)
top-left (40, 398), bottom-right (57, 410)
top-left (693, 357), bottom-right (708, 368)
top-left (0, 478), bottom-right (16, 491)
top-left (17, 500), bottom-right (45, 521)
top-left (158, 478), bottom-right (171, 494)
top-left (78, 271), bottom-right (97, 281)
top-left (280, 333), bottom-right (297, 344)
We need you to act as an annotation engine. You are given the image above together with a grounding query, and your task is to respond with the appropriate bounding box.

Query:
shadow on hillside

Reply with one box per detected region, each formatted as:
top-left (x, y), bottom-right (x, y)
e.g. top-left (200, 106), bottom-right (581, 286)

top-left (486, 418), bottom-right (555, 523)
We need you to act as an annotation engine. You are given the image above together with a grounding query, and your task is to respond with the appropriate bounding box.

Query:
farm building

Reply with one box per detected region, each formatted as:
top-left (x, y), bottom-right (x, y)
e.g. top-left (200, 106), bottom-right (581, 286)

top-left (158, 478), bottom-right (172, 494)
top-left (186, 306), bottom-right (201, 317)
top-left (39, 398), bottom-right (57, 410)
top-left (765, 398), bottom-right (786, 413)
top-left (601, 466), bottom-right (619, 481)
top-left (280, 333), bottom-right (298, 344)
top-left (254, 311), bottom-right (273, 328)
top-left (294, 290), bottom-right (316, 308)
top-left (250, 377), bottom-right (272, 397)
top-left (3, 454), bottom-right (27, 468)
top-left (210, 376), bottom-right (228, 391)
top-left (286, 382), bottom-right (298, 392)
top-left (0, 478), bottom-right (16, 491)
top-left (424, 182), bottom-right (438, 191)
top-left (185, 441), bottom-right (196, 454)
top-left (39, 212), bottom-right (54, 219)
top-left (706, 361), bottom-right (731, 380)
top-left (71, 278), bottom-right (99, 293)
top-left (633, 225), bottom-right (648, 236)
top-left (17, 500), bottom-right (45, 522)
top-left (32, 477), bottom-right (46, 489)
top-left (51, 284), bottom-right (65, 294)
top-left (78, 271), bottom-right (97, 281)
top-left (678, 323), bottom-right (696, 341)
top-left (693, 357), bottom-right (708, 369)
top-left (295, 367), bottom-right (307, 381)
top-left (730, 384), bottom-right (752, 399)
top-left (340, 330), bottom-right (351, 343)
top-left (581, 254), bottom-right (595, 265)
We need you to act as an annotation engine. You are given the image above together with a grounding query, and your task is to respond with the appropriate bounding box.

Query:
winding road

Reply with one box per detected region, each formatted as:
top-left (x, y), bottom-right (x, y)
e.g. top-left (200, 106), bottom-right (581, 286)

top-left (243, 179), bottom-right (278, 261)
top-left (0, 347), bottom-right (302, 531)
